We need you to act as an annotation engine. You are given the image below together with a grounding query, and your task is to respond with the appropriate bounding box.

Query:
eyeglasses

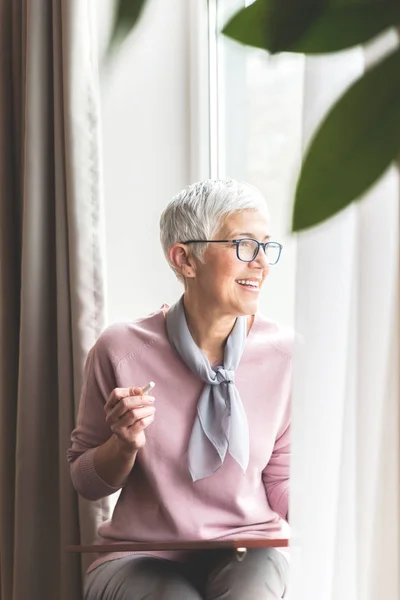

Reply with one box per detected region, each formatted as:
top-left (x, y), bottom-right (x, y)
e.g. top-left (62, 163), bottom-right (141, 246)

top-left (181, 238), bottom-right (283, 265)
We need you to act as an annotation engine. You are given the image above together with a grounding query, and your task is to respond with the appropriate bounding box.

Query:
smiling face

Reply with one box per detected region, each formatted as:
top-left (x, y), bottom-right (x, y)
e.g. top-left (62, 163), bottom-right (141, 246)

top-left (188, 209), bottom-right (271, 318)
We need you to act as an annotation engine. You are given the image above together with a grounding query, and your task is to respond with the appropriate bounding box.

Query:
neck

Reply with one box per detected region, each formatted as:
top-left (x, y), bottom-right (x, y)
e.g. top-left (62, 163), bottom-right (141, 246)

top-left (182, 293), bottom-right (253, 364)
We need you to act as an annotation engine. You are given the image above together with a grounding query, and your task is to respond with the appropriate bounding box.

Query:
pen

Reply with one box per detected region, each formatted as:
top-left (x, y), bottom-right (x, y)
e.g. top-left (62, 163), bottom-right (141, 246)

top-left (142, 381), bottom-right (155, 395)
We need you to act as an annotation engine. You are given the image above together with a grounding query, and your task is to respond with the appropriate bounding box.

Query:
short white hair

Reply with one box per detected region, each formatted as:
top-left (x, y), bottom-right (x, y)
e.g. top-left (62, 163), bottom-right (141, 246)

top-left (160, 179), bottom-right (268, 280)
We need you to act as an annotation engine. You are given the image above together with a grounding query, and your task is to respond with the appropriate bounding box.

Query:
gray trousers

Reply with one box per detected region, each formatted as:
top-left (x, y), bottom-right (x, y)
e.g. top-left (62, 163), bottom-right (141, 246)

top-left (84, 548), bottom-right (289, 600)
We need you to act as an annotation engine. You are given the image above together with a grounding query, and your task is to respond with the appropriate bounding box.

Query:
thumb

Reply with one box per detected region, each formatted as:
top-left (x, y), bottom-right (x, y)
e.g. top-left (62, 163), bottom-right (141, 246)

top-left (130, 386), bottom-right (143, 396)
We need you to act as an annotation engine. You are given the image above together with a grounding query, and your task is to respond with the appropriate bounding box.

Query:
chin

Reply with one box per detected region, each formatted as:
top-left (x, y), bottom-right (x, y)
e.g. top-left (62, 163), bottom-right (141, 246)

top-left (234, 298), bottom-right (259, 317)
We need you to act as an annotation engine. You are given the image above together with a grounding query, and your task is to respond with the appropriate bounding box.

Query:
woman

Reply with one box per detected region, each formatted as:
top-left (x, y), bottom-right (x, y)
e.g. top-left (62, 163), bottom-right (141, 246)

top-left (68, 179), bottom-right (292, 600)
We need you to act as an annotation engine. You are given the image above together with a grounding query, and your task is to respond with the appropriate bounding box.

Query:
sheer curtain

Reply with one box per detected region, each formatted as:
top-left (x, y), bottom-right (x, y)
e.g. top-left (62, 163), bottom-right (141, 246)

top-left (289, 32), bottom-right (400, 600)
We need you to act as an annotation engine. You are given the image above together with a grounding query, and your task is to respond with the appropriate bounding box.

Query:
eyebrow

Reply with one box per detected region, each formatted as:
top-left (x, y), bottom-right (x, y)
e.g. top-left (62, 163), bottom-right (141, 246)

top-left (230, 232), bottom-right (271, 241)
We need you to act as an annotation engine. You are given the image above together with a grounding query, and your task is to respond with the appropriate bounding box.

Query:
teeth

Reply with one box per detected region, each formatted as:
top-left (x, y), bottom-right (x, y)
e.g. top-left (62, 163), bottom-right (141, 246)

top-left (237, 279), bottom-right (259, 287)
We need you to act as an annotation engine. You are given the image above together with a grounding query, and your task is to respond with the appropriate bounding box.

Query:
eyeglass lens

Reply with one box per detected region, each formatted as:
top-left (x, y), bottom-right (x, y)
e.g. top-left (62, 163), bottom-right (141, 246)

top-left (237, 240), bottom-right (280, 264)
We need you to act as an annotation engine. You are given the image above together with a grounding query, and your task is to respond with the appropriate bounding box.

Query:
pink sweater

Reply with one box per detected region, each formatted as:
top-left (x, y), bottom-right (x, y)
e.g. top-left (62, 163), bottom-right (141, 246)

top-left (67, 306), bottom-right (292, 573)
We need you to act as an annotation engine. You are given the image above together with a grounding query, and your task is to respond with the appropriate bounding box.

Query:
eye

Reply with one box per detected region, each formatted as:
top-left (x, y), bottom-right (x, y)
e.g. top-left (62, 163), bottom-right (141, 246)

top-left (240, 239), bottom-right (254, 249)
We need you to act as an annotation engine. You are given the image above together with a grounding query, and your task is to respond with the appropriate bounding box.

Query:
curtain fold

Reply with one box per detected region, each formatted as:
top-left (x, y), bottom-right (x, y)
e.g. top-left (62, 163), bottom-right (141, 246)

top-left (0, 1), bottom-right (110, 598)
top-left (290, 32), bottom-right (400, 600)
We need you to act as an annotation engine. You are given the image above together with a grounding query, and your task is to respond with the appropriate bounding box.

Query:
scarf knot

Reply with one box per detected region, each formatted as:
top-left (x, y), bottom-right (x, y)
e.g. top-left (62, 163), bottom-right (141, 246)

top-left (214, 367), bottom-right (235, 385)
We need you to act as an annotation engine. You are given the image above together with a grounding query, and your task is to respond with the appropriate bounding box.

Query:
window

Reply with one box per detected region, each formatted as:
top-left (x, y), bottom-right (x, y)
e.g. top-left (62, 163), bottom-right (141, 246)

top-left (207, 0), bottom-right (304, 327)
top-left (99, 1), bottom-right (303, 327)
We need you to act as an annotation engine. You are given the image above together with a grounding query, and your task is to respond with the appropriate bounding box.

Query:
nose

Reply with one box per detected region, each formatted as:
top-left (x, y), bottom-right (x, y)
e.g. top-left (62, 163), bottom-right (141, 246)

top-left (250, 246), bottom-right (270, 272)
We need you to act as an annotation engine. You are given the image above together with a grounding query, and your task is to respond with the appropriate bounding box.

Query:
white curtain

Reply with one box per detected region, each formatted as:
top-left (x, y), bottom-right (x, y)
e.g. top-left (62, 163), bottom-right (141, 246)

top-left (289, 32), bottom-right (400, 600)
top-left (66, 0), bottom-right (113, 577)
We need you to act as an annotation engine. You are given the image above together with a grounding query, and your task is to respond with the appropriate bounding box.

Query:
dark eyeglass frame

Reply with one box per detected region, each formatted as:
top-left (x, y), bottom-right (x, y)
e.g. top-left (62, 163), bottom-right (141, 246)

top-left (180, 238), bottom-right (283, 265)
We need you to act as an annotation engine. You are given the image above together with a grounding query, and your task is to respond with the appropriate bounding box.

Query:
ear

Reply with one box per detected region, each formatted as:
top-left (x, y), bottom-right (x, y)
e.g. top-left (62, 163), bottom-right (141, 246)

top-left (169, 243), bottom-right (197, 279)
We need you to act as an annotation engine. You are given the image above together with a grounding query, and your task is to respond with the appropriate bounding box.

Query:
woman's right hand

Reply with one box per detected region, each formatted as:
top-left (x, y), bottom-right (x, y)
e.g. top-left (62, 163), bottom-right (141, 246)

top-left (104, 386), bottom-right (156, 452)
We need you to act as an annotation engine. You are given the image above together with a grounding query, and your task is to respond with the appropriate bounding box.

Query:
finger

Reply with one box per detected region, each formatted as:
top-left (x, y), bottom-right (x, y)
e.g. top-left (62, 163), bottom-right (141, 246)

top-left (128, 414), bottom-right (155, 432)
top-left (105, 387), bottom-right (134, 412)
top-left (105, 386), bottom-right (149, 412)
top-left (105, 395), bottom-right (155, 423)
top-left (109, 405), bottom-right (156, 430)
top-left (121, 406), bottom-right (156, 427)
top-left (111, 407), bottom-right (155, 431)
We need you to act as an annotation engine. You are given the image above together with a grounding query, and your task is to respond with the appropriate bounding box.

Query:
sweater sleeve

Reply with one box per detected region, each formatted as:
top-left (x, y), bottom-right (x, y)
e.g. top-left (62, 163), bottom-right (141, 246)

top-left (262, 416), bottom-right (290, 522)
top-left (67, 337), bottom-right (123, 501)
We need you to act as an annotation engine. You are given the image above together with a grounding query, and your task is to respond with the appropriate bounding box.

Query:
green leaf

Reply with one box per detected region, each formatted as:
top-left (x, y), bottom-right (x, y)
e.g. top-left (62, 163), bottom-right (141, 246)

top-left (222, 0), bottom-right (269, 51)
top-left (222, 0), bottom-right (400, 54)
top-left (267, 0), bottom-right (326, 53)
top-left (108, 0), bottom-right (148, 52)
top-left (292, 47), bottom-right (400, 232)
top-left (296, 3), bottom-right (400, 53)
top-left (222, 0), bottom-right (323, 53)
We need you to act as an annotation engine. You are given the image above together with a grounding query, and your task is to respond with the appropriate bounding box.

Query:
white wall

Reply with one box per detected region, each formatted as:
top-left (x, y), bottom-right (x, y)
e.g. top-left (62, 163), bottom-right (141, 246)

top-left (96, 0), bottom-right (190, 324)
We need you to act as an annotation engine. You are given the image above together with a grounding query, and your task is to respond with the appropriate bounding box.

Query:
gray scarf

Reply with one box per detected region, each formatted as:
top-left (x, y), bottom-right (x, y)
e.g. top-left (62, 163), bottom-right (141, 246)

top-left (165, 296), bottom-right (249, 482)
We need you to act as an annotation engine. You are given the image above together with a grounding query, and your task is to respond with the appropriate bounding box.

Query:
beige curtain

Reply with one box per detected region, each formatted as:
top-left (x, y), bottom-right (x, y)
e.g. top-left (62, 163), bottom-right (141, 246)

top-left (0, 1), bottom-right (110, 598)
